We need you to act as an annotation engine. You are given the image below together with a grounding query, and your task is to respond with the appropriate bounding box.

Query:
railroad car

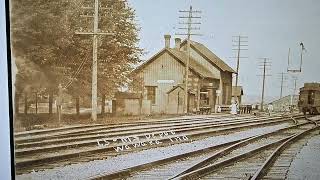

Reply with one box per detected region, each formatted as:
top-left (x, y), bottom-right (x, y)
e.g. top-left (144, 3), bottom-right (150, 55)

top-left (298, 83), bottom-right (320, 115)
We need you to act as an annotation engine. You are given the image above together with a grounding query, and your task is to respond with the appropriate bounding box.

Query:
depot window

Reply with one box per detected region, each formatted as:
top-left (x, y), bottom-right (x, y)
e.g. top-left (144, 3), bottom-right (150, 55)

top-left (146, 86), bottom-right (156, 104)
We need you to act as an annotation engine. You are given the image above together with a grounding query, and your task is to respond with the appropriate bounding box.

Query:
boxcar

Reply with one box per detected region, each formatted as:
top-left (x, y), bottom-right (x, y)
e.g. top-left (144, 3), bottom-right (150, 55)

top-left (298, 83), bottom-right (320, 115)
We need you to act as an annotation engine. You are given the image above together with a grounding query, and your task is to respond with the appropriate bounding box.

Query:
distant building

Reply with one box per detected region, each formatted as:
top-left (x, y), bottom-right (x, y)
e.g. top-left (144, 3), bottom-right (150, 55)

top-left (270, 95), bottom-right (299, 112)
top-left (132, 34), bottom-right (235, 114)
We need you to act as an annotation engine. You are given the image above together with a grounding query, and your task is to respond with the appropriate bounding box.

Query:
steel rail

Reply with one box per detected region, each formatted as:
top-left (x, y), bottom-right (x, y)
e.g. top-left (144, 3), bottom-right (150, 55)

top-left (14, 115), bottom-right (248, 143)
top-left (15, 116), bottom-right (300, 173)
top-left (88, 139), bottom-right (244, 180)
top-left (14, 124), bottom-right (105, 138)
top-left (15, 116), bottom-right (298, 156)
top-left (14, 116), bottom-right (259, 144)
top-left (305, 114), bottom-right (318, 126)
top-left (15, 119), bottom-right (260, 149)
top-left (16, 136), bottom-right (246, 175)
top-left (173, 137), bottom-right (291, 179)
top-left (15, 115), bottom-right (287, 149)
top-left (173, 120), bottom-right (319, 179)
top-left (87, 117), bottom-right (308, 180)
top-left (169, 119), bottom-right (316, 179)
top-left (14, 116), bottom-right (216, 139)
top-left (16, 113), bottom-right (293, 141)
top-left (251, 120), bottom-right (319, 179)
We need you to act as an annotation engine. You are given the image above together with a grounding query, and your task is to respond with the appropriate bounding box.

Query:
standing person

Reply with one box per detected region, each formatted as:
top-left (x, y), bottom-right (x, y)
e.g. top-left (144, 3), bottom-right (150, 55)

top-left (230, 101), bottom-right (237, 115)
top-left (235, 101), bottom-right (240, 114)
top-left (267, 103), bottom-right (273, 116)
top-left (217, 105), bottom-right (221, 113)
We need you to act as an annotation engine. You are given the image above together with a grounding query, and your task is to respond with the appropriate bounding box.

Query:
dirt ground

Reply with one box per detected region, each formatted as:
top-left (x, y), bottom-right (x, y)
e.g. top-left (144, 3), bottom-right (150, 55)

top-left (13, 113), bottom-right (185, 132)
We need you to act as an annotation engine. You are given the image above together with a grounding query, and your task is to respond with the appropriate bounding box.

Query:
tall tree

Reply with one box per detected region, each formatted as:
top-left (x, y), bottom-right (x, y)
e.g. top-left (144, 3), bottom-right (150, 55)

top-left (70, 0), bottom-right (143, 114)
top-left (11, 0), bottom-right (142, 116)
top-left (11, 0), bottom-right (84, 112)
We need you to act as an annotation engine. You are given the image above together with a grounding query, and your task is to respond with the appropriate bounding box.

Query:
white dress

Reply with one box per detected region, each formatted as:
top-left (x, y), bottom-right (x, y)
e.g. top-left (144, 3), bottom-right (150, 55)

top-left (230, 103), bottom-right (237, 115)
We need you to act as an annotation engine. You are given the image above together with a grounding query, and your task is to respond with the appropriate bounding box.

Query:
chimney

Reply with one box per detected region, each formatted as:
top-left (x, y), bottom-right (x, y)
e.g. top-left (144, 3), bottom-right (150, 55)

top-left (164, 34), bottom-right (171, 48)
top-left (175, 38), bottom-right (181, 49)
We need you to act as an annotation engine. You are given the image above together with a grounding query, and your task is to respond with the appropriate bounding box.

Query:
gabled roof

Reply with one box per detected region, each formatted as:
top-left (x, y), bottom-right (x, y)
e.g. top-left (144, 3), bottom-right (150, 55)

top-left (167, 84), bottom-right (184, 94)
top-left (133, 48), bottom-right (219, 79)
top-left (167, 84), bottom-right (197, 95)
top-left (181, 40), bottom-right (236, 73)
top-left (167, 48), bottom-right (219, 79)
top-left (132, 47), bottom-right (167, 74)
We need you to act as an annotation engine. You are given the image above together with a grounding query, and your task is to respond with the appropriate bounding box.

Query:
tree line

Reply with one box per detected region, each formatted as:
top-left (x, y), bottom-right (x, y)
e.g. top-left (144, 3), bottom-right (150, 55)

top-left (11, 0), bottom-right (143, 115)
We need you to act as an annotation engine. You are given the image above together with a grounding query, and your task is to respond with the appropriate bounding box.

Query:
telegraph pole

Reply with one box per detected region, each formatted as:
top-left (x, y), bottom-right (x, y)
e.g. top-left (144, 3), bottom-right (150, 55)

top-left (176, 6), bottom-right (201, 114)
top-left (278, 72), bottom-right (288, 99)
top-left (258, 58), bottom-right (271, 111)
top-left (91, 0), bottom-right (99, 122)
top-left (231, 35), bottom-right (248, 86)
top-left (280, 73), bottom-right (284, 99)
top-left (76, 0), bottom-right (116, 121)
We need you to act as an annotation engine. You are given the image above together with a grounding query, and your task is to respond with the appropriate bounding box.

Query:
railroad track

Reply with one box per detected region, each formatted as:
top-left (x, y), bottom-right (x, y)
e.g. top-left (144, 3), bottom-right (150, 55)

top-left (16, 115), bottom-right (293, 148)
top-left (16, 114), bottom-right (246, 174)
top-left (14, 114), bottom-right (233, 141)
top-left (15, 114), bottom-right (302, 175)
top-left (14, 114), bottom-right (255, 144)
top-left (89, 115), bottom-right (319, 180)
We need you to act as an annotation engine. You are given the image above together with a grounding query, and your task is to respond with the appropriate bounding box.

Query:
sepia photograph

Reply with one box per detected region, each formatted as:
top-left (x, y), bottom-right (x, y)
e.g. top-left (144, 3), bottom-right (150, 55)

top-left (9, 0), bottom-right (320, 179)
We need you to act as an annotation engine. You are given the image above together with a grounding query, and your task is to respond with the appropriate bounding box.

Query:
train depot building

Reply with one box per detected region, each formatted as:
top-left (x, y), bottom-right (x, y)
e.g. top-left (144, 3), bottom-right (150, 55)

top-left (130, 35), bottom-right (236, 114)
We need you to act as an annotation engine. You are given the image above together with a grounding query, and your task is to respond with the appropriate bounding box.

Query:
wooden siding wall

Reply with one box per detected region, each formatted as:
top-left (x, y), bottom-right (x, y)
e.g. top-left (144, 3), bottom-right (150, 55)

top-left (139, 52), bottom-right (186, 113)
top-left (167, 88), bottom-right (184, 114)
top-left (141, 52), bottom-right (185, 86)
top-left (220, 71), bottom-right (233, 105)
top-left (181, 43), bottom-right (233, 105)
top-left (136, 45), bottom-right (233, 113)
top-left (181, 43), bottom-right (234, 105)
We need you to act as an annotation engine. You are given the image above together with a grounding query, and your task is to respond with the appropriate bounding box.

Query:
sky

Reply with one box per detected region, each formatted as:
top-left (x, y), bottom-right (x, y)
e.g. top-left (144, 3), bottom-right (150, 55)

top-left (128, 0), bottom-right (320, 101)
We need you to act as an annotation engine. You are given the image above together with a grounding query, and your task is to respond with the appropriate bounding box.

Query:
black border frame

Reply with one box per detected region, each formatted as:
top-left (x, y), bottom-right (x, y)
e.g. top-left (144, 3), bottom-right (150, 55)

top-left (5, 0), bottom-right (16, 179)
